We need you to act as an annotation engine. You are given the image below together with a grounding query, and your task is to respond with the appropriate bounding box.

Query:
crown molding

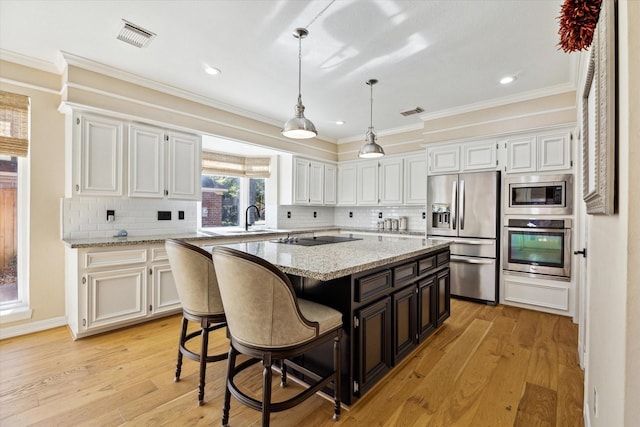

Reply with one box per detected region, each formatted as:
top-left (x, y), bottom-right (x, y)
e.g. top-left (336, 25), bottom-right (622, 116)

top-left (337, 122), bottom-right (424, 144)
top-left (0, 49), bottom-right (63, 74)
top-left (419, 83), bottom-right (577, 122)
top-left (60, 52), bottom-right (337, 145)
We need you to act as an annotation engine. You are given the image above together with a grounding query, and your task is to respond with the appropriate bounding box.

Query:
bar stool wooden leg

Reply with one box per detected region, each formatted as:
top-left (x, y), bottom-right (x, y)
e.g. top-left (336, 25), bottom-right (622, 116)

top-left (262, 353), bottom-right (273, 427)
top-left (174, 317), bottom-right (188, 382)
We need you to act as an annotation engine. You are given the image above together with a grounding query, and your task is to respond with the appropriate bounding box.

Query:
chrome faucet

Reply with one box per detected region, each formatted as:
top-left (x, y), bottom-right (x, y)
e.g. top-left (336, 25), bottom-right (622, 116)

top-left (245, 204), bottom-right (261, 231)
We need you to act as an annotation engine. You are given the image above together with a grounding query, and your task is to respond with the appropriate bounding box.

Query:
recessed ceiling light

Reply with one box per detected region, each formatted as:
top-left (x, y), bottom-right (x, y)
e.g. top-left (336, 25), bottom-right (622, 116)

top-left (500, 76), bottom-right (517, 85)
top-left (205, 66), bottom-right (221, 76)
top-left (335, 120), bottom-right (345, 125)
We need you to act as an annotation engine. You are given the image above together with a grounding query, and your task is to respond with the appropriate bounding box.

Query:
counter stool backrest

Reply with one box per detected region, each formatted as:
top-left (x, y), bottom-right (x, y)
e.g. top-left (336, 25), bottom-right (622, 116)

top-left (212, 246), bottom-right (320, 349)
top-left (165, 239), bottom-right (223, 317)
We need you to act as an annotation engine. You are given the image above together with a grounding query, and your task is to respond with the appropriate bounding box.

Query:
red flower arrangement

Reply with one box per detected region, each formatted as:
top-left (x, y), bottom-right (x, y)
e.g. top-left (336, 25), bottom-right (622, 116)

top-left (557, 0), bottom-right (603, 52)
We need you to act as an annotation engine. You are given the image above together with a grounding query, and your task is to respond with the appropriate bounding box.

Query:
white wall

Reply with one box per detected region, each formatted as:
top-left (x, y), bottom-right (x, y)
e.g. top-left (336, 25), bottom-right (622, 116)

top-left (583, 1), bottom-right (639, 425)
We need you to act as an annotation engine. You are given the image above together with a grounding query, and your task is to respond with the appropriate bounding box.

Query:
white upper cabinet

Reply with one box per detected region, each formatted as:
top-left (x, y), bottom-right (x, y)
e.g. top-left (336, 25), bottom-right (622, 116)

top-left (537, 133), bottom-right (571, 172)
top-left (505, 136), bottom-right (536, 173)
top-left (166, 131), bottom-right (202, 200)
top-left (404, 154), bottom-right (427, 205)
top-left (74, 113), bottom-right (124, 196)
top-left (337, 163), bottom-right (357, 205)
top-left (280, 156), bottom-right (334, 206)
top-left (504, 130), bottom-right (572, 174)
top-left (324, 163), bottom-right (337, 205)
top-left (129, 125), bottom-right (201, 200)
top-left (428, 140), bottom-right (498, 176)
top-left (379, 158), bottom-right (404, 205)
top-left (462, 141), bottom-right (498, 171)
top-left (428, 145), bottom-right (460, 175)
top-left (129, 123), bottom-right (165, 198)
top-left (357, 161), bottom-right (380, 205)
top-left (355, 157), bottom-right (404, 206)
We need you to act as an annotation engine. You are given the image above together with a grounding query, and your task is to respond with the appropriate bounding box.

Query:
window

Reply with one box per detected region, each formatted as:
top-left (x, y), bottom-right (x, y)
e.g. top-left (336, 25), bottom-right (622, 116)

top-left (0, 90), bottom-right (30, 319)
top-left (200, 150), bottom-right (270, 231)
top-left (200, 175), bottom-right (265, 229)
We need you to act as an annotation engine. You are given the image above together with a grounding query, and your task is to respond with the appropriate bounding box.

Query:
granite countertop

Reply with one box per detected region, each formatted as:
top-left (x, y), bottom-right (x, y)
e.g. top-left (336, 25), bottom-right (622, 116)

top-left (220, 233), bottom-right (451, 281)
top-left (61, 227), bottom-right (424, 248)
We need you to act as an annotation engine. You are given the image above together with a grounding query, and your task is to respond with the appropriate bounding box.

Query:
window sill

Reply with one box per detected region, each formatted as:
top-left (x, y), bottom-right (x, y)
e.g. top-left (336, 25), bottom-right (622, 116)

top-left (0, 305), bottom-right (33, 324)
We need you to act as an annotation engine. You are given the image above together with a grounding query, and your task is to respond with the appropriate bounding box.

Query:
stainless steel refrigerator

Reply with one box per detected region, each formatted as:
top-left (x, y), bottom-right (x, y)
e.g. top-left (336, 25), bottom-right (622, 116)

top-left (427, 171), bottom-right (500, 304)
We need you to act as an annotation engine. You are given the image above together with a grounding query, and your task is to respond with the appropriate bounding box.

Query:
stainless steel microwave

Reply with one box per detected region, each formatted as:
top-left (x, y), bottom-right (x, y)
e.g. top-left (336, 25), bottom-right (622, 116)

top-left (504, 174), bottom-right (573, 215)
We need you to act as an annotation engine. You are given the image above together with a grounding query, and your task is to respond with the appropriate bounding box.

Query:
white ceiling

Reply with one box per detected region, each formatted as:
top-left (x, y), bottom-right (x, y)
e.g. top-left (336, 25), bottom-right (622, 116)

top-left (0, 0), bottom-right (578, 144)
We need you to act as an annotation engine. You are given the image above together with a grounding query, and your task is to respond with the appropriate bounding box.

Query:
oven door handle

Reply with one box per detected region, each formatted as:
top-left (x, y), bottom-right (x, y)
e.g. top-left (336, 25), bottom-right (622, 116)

top-left (505, 227), bottom-right (567, 233)
top-left (450, 255), bottom-right (495, 265)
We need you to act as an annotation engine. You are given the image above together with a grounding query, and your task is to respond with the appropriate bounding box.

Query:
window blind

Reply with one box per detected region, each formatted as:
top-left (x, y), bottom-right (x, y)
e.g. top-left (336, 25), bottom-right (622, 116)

top-left (202, 151), bottom-right (271, 178)
top-left (0, 91), bottom-right (30, 157)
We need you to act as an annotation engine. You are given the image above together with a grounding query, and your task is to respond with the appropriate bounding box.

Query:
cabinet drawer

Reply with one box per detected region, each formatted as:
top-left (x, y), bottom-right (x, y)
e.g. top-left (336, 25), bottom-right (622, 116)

top-left (84, 249), bottom-right (148, 269)
top-left (356, 270), bottom-right (391, 303)
top-left (418, 256), bottom-right (436, 275)
top-left (393, 262), bottom-right (417, 287)
top-left (151, 247), bottom-right (168, 262)
top-left (436, 251), bottom-right (450, 266)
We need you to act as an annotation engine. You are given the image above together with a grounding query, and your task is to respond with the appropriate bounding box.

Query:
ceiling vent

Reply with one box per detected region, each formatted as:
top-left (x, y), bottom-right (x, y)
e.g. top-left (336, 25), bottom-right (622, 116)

top-left (117, 20), bottom-right (156, 48)
top-left (400, 107), bottom-right (425, 116)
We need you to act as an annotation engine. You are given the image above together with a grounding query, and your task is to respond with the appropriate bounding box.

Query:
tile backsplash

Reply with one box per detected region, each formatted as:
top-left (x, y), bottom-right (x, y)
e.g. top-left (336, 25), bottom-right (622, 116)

top-left (62, 197), bottom-right (426, 239)
top-left (61, 197), bottom-right (198, 239)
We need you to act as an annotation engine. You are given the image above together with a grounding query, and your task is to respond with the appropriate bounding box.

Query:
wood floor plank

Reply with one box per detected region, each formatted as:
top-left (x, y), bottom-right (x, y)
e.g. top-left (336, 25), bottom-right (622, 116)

top-left (0, 300), bottom-right (585, 427)
top-left (514, 382), bottom-right (558, 427)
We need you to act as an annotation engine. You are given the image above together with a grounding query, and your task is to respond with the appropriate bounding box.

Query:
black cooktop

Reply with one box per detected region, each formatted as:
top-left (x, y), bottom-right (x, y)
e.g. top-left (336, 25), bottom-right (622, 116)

top-left (270, 235), bottom-right (363, 246)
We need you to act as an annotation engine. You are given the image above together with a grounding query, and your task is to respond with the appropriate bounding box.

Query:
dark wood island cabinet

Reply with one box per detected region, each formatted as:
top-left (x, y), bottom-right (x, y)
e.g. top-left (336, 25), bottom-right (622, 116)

top-left (221, 233), bottom-right (450, 405)
top-left (286, 246), bottom-right (450, 404)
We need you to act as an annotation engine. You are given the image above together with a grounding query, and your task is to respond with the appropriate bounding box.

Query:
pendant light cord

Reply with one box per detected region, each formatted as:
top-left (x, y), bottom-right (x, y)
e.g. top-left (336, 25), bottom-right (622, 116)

top-left (297, 33), bottom-right (302, 102)
top-left (306, 0), bottom-right (336, 29)
top-left (370, 82), bottom-right (373, 130)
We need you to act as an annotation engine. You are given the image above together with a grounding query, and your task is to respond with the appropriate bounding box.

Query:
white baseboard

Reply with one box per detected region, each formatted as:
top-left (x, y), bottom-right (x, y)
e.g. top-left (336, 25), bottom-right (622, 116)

top-left (584, 402), bottom-right (591, 427)
top-left (0, 316), bottom-right (68, 340)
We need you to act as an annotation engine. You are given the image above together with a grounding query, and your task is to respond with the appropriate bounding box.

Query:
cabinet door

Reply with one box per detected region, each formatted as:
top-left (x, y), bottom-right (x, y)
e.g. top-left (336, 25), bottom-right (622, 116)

top-left (428, 145), bottom-right (460, 175)
top-left (167, 132), bottom-right (201, 200)
top-left (308, 161), bottom-right (325, 205)
top-left (404, 154), bottom-right (427, 205)
top-left (129, 123), bottom-right (165, 198)
top-left (293, 158), bottom-right (310, 204)
top-left (357, 161), bottom-right (379, 205)
top-left (436, 269), bottom-right (451, 326)
top-left (379, 158), bottom-right (403, 206)
top-left (506, 136), bottom-right (536, 173)
top-left (418, 276), bottom-right (437, 341)
top-left (462, 141), bottom-right (497, 171)
top-left (77, 114), bottom-right (124, 196)
top-left (85, 267), bottom-right (147, 330)
top-left (537, 133), bottom-right (571, 171)
top-left (337, 164), bottom-right (357, 205)
top-left (392, 286), bottom-right (417, 365)
top-left (151, 264), bottom-right (181, 314)
top-left (324, 164), bottom-right (337, 205)
top-left (355, 296), bottom-right (391, 396)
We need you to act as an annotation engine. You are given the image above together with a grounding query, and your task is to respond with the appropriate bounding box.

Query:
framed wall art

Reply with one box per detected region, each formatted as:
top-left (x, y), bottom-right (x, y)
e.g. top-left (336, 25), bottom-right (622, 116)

top-left (581, 0), bottom-right (616, 215)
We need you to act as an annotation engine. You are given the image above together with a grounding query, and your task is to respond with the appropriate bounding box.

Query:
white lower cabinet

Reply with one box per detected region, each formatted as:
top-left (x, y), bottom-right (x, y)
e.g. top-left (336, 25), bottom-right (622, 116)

top-left (501, 273), bottom-right (573, 316)
top-left (66, 245), bottom-right (181, 339)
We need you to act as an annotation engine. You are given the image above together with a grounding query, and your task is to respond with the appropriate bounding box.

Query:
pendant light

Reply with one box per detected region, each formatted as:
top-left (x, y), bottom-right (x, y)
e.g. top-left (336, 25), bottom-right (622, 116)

top-left (282, 28), bottom-right (317, 139)
top-left (358, 79), bottom-right (385, 158)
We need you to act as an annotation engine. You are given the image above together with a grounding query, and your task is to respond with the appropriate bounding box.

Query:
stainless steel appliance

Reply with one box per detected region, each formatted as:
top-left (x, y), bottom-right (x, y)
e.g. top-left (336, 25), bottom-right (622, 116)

top-left (503, 218), bottom-right (572, 279)
top-left (504, 174), bottom-right (573, 215)
top-left (427, 171), bottom-right (500, 304)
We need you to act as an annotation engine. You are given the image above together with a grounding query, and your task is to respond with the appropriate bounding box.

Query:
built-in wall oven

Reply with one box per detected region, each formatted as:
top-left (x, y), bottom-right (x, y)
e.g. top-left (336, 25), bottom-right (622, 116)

top-left (504, 174), bottom-right (573, 215)
top-left (503, 218), bottom-right (572, 279)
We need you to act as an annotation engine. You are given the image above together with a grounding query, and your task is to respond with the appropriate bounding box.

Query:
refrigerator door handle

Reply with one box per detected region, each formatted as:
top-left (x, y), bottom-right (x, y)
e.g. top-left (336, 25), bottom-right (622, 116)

top-left (451, 180), bottom-right (457, 230)
top-left (459, 179), bottom-right (465, 230)
top-left (450, 255), bottom-right (495, 265)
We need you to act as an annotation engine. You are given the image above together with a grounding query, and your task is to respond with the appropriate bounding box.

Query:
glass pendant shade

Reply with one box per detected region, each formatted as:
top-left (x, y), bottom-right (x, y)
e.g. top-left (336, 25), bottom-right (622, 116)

top-left (282, 28), bottom-right (317, 139)
top-left (358, 79), bottom-right (385, 158)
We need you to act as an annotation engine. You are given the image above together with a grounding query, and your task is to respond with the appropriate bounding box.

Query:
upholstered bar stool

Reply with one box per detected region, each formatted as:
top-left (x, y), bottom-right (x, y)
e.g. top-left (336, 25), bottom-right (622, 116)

top-left (211, 246), bottom-right (343, 427)
top-left (165, 239), bottom-right (228, 406)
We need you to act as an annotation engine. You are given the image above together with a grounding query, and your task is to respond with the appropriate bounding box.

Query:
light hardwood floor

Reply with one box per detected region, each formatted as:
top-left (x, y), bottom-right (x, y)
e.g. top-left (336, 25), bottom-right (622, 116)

top-left (0, 299), bottom-right (584, 426)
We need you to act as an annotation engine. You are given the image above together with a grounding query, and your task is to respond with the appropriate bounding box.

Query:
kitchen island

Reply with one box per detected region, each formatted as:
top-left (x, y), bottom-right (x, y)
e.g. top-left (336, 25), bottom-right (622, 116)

top-left (222, 233), bottom-right (452, 405)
